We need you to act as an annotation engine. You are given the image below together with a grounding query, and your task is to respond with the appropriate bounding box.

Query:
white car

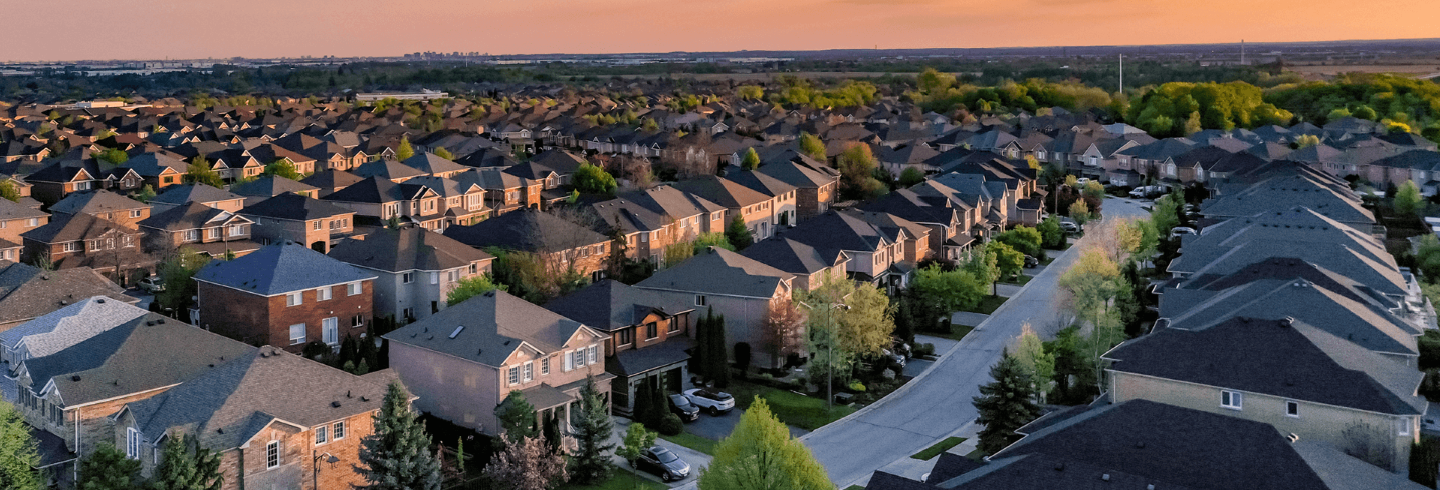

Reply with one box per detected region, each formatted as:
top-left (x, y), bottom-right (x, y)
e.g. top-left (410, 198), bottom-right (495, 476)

top-left (683, 388), bottom-right (735, 415)
top-left (138, 276), bottom-right (165, 293)
top-left (1169, 227), bottom-right (1197, 238)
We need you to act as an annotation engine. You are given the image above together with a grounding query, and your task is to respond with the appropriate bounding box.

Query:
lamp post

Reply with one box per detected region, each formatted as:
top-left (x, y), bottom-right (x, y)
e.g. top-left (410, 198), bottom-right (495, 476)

top-left (313, 451), bottom-right (339, 490)
top-left (816, 302), bottom-right (849, 411)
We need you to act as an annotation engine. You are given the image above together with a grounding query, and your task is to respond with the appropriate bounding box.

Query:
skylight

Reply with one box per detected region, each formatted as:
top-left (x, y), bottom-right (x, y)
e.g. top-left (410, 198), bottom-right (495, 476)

top-left (449, 326), bottom-right (464, 339)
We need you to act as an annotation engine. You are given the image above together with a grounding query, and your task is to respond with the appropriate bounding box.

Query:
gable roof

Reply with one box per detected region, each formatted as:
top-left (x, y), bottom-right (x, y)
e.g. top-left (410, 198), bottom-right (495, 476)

top-left (384, 289), bottom-right (603, 367)
top-left (0, 295), bottom-right (142, 355)
top-left (740, 237), bottom-right (848, 277)
top-left (544, 279), bottom-right (691, 332)
top-left (138, 202), bottom-right (249, 232)
top-left (636, 247), bottom-right (792, 299)
top-left (150, 184), bottom-right (244, 207)
top-left (328, 227), bottom-right (493, 273)
top-left (239, 193), bottom-right (353, 222)
top-left (194, 242), bottom-right (375, 296)
top-left (442, 208), bottom-right (608, 253)
top-left (49, 190), bottom-right (147, 217)
top-left (226, 175), bottom-right (318, 198)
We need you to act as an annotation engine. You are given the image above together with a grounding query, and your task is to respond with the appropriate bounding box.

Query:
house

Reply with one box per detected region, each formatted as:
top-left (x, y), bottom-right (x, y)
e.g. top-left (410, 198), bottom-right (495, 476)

top-left (401, 152), bottom-right (469, 179)
top-left (351, 158), bottom-right (428, 183)
top-left (328, 227), bottom-right (495, 322)
top-left (754, 152), bottom-right (840, 220)
top-left (48, 189), bottom-right (150, 228)
top-left (20, 212), bottom-right (153, 282)
top-left (137, 202), bottom-right (260, 258)
top-left (861, 188), bottom-right (975, 261)
top-left (321, 176), bottom-right (447, 231)
top-left (22, 160), bottom-right (105, 205)
top-left (383, 290), bottom-right (612, 437)
top-left (544, 280), bottom-right (695, 416)
top-left (1105, 316), bottom-right (1426, 474)
top-left (590, 186), bottom-right (727, 265)
top-left (0, 197), bottom-right (47, 262)
top-left (227, 175), bottom-right (320, 206)
top-left (457, 167), bottom-right (542, 215)
top-left (193, 243), bottom-right (376, 352)
top-left (239, 194), bottom-right (356, 253)
top-left (780, 210), bottom-right (910, 290)
top-left (403, 175), bottom-right (489, 227)
top-left (725, 169), bottom-right (800, 228)
top-left (442, 208), bottom-right (611, 282)
top-left (671, 175), bottom-right (780, 241)
top-left (114, 348), bottom-right (397, 490)
top-left (739, 237), bottom-right (848, 292)
top-left (635, 247), bottom-right (796, 368)
top-left (148, 184), bottom-right (247, 214)
top-left (118, 153), bottom-right (187, 190)
top-left (300, 170), bottom-right (365, 199)
top-left (12, 305), bottom-right (254, 487)
top-left (0, 295), bottom-right (141, 374)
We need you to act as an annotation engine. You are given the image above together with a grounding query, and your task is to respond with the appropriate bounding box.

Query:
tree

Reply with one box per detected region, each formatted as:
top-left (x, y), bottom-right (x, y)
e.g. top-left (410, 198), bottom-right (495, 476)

top-left (1068, 200), bottom-right (1090, 225)
top-left (0, 401), bottom-right (41, 490)
top-left (995, 226), bottom-right (1043, 259)
top-left (897, 168), bottom-right (926, 188)
top-left (1150, 194), bottom-right (1181, 238)
top-left (836, 144), bottom-right (886, 200)
top-left (446, 273), bottom-right (507, 305)
top-left (433, 147), bottom-right (454, 160)
top-left (496, 391), bottom-right (540, 445)
top-left (263, 159), bottom-right (302, 180)
top-left (1293, 134), bottom-right (1320, 149)
top-left (483, 435), bottom-right (568, 490)
top-left (1037, 216), bottom-right (1065, 249)
top-left (396, 137), bottom-right (415, 161)
top-left (697, 397), bottom-right (831, 490)
top-left (692, 232), bottom-right (734, 253)
top-left (988, 241), bottom-right (1025, 287)
top-left (616, 423), bottom-right (657, 464)
top-left (1396, 180), bottom-right (1423, 218)
top-left (568, 375), bottom-right (614, 484)
top-left (1010, 324), bottom-right (1055, 403)
top-left (726, 216), bottom-right (754, 250)
top-left (963, 246), bottom-right (1000, 296)
top-left (96, 148), bottom-right (128, 166)
top-left (911, 264), bottom-right (987, 314)
top-left (741, 148), bottom-right (760, 171)
top-left (155, 248), bottom-right (208, 316)
top-left (148, 434), bottom-right (222, 490)
top-left (798, 132), bottom-right (826, 162)
top-left (134, 184), bottom-right (156, 204)
top-left (573, 163), bottom-right (617, 195)
top-left (0, 180), bottom-right (18, 203)
top-left (78, 442), bottom-right (142, 490)
top-left (762, 299), bottom-right (807, 366)
top-left (737, 85), bottom-right (765, 101)
top-left (972, 352), bottom-right (1041, 455)
top-left (359, 382), bottom-right (442, 490)
top-left (184, 157), bottom-right (223, 188)
top-left (803, 274), bottom-right (894, 359)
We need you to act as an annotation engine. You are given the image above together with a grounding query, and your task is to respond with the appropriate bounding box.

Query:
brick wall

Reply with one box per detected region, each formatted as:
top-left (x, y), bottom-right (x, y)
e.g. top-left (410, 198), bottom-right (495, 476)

top-left (197, 280), bottom-right (373, 352)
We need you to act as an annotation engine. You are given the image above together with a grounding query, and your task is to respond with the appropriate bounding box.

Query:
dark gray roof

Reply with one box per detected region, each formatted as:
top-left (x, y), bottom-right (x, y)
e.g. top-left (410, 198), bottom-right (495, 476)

top-left (328, 227), bottom-right (492, 273)
top-left (299, 169), bottom-right (363, 190)
top-left (669, 175), bottom-right (772, 209)
top-left (194, 242), bottom-right (375, 296)
top-left (384, 289), bottom-right (603, 367)
top-left (0, 196), bottom-right (47, 221)
top-left (239, 193), bottom-right (353, 222)
top-left (0, 295), bottom-right (143, 355)
top-left (49, 190), bottom-right (146, 217)
top-left (1202, 174), bottom-right (1372, 226)
top-left (226, 175), bottom-right (318, 198)
top-left (740, 237), bottom-right (847, 276)
top-left (608, 339), bottom-right (694, 378)
top-left (150, 184), bottom-right (244, 206)
top-left (636, 247), bottom-right (791, 299)
top-left (138, 202), bottom-right (248, 232)
top-left (1107, 317), bottom-right (1426, 415)
top-left (442, 208), bottom-right (608, 253)
top-left (543, 279), bottom-right (692, 332)
top-left (351, 158), bottom-right (428, 181)
top-left (0, 262), bottom-right (135, 327)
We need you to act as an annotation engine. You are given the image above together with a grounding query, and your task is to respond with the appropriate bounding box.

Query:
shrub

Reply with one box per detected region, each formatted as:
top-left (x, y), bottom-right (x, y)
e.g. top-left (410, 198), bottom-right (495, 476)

top-left (656, 413), bottom-right (684, 436)
top-left (914, 343), bottom-right (936, 357)
top-left (848, 380), bottom-right (867, 393)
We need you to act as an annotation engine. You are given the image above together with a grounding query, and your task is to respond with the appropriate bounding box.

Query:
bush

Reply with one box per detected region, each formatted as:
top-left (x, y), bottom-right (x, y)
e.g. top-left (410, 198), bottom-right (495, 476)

top-left (914, 343), bottom-right (936, 357)
top-left (656, 413), bottom-right (684, 436)
top-left (847, 380), bottom-right (866, 393)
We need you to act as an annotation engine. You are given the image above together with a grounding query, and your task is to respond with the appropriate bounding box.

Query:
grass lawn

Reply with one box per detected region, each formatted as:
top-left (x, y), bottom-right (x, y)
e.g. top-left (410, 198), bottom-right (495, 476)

top-left (910, 437), bottom-right (968, 460)
top-left (925, 324), bottom-right (974, 342)
top-left (661, 431), bottom-right (717, 455)
top-left (845, 486), bottom-right (866, 490)
top-left (962, 295), bottom-right (1008, 315)
top-left (965, 447), bottom-right (987, 461)
top-left (559, 470), bottom-right (667, 490)
top-left (727, 380), bottom-right (857, 431)
top-left (1002, 274), bottom-right (1032, 286)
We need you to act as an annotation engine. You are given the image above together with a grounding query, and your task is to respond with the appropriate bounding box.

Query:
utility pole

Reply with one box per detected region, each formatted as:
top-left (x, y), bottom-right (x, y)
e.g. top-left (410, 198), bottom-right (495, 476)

top-left (1118, 54), bottom-right (1123, 95)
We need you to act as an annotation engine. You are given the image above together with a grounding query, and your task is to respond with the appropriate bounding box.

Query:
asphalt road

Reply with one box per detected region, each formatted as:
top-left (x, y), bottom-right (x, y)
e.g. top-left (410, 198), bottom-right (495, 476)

top-left (800, 197), bottom-right (1151, 488)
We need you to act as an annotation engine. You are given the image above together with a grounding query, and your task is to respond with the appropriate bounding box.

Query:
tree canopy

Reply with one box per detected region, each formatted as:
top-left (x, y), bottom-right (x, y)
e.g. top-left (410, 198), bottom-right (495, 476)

top-left (698, 397), bottom-right (831, 490)
top-left (1126, 81), bottom-right (1293, 137)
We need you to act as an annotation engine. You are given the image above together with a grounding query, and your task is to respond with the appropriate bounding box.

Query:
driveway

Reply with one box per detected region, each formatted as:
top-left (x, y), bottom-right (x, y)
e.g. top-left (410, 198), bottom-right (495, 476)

top-left (801, 197), bottom-right (1149, 488)
top-left (612, 418), bottom-right (712, 488)
top-left (123, 289), bottom-right (155, 310)
top-left (685, 407), bottom-right (808, 442)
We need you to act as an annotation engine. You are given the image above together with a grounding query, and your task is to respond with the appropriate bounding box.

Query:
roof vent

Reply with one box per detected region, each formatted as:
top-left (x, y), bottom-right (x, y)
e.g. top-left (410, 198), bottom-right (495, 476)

top-left (1147, 485), bottom-right (1156, 490)
top-left (146, 321), bottom-right (155, 326)
top-left (1288, 433), bottom-right (1300, 443)
top-left (157, 318), bottom-right (165, 324)
top-left (331, 401), bottom-right (341, 408)
top-left (449, 326), bottom-right (464, 339)
top-left (208, 364), bottom-right (214, 368)
top-left (1101, 474), bottom-right (1110, 482)
top-left (1054, 463), bottom-right (1065, 471)
top-left (360, 396), bottom-right (370, 402)
top-left (1279, 317), bottom-right (1294, 328)
top-left (217, 428), bottom-right (224, 434)
top-left (70, 375), bottom-right (80, 382)
top-left (347, 390), bottom-right (352, 398)
top-left (1135, 441), bottom-right (1146, 449)
top-left (96, 298), bottom-right (105, 304)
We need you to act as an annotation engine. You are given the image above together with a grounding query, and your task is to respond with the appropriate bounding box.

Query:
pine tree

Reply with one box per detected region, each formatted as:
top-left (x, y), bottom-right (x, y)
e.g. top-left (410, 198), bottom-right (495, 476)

top-left (0, 401), bottom-right (42, 490)
top-left (496, 391), bottom-right (539, 446)
top-left (568, 375), bottom-right (615, 485)
top-left (711, 313), bottom-right (731, 389)
top-left (633, 381), bottom-right (655, 427)
top-left (359, 382), bottom-right (442, 490)
top-left (972, 352), bottom-right (1041, 455)
top-left (725, 216), bottom-right (754, 250)
top-left (148, 434), bottom-right (222, 490)
top-left (693, 308), bottom-right (713, 381)
top-left (78, 442), bottom-right (142, 490)
top-left (697, 398), bottom-right (830, 490)
top-left (396, 137), bottom-right (415, 161)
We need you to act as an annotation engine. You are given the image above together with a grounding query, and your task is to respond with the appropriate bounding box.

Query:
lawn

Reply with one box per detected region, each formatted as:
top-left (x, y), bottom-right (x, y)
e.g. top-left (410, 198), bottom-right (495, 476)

top-left (1002, 274), bottom-right (1032, 286)
top-left (965, 447), bottom-right (987, 461)
top-left (925, 323), bottom-right (974, 342)
top-left (661, 431), bottom-right (717, 455)
top-left (910, 436), bottom-right (967, 460)
top-left (962, 295), bottom-right (1008, 315)
top-left (727, 380), bottom-right (857, 431)
top-left (559, 470), bottom-right (667, 490)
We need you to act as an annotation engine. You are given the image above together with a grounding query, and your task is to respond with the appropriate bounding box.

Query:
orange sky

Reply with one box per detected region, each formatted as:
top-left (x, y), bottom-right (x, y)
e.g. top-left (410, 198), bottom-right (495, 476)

top-left (3, 0), bottom-right (1438, 62)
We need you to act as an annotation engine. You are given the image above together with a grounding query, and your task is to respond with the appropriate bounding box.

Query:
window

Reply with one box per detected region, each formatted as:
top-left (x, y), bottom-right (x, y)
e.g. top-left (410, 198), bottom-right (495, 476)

top-left (430, 272), bottom-right (439, 285)
top-left (541, 357), bottom-right (550, 376)
top-left (126, 428), bottom-right (142, 460)
top-left (315, 425), bottom-right (328, 445)
top-left (469, 263), bottom-right (478, 275)
top-left (640, 233), bottom-right (648, 243)
top-left (351, 314), bottom-right (365, 328)
top-left (523, 361), bottom-right (534, 382)
top-left (266, 441), bottom-right (280, 469)
top-left (317, 287), bottom-right (332, 301)
top-left (129, 209), bottom-right (142, 218)
top-left (229, 225), bottom-right (244, 237)
top-left (348, 282), bottom-right (362, 296)
top-left (695, 295), bottom-right (706, 307)
top-left (333, 421), bottom-right (346, 440)
top-left (1220, 390), bottom-right (1243, 410)
top-left (402, 272), bottom-right (414, 284)
top-left (289, 324), bottom-right (306, 345)
top-left (645, 322), bottom-right (658, 340)
top-left (286, 291), bottom-right (303, 307)
top-left (207, 228), bottom-right (220, 239)
top-left (507, 367), bottom-right (520, 385)
top-left (667, 319), bottom-right (680, 333)
top-left (26, 218), bottom-right (38, 227)
top-left (448, 269), bottom-right (459, 282)
top-left (588, 345), bottom-right (598, 365)
top-left (1285, 400), bottom-right (1299, 418)
top-left (322, 318), bottom-right (338, 345)
top-left (63, 241), bottom-right (80, 252)
top-left (617, 328), bottom-right (634, 346)
top-left (313, 220), bottom-right (323, 231)
top-left (1400, 418), bottom-right (1413, 436)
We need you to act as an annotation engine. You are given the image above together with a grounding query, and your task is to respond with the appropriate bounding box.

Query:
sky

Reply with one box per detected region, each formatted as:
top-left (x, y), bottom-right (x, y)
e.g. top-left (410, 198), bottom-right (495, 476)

top-left (4, 0), bottom-right (1438, 62)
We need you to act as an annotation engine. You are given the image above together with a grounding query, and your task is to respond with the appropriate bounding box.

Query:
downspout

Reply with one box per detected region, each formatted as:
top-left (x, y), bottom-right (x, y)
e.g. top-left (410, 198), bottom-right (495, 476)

top-left (73, 406), bottom-right (80, 484)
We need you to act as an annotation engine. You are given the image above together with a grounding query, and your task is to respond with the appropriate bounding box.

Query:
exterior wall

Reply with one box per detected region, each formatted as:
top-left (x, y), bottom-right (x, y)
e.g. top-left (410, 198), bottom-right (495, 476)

top-left (636, 287), bottom-right (785, 368)
top-left (1109, 370), bottom-right (1416, 474)
top-left (16, 377), bottom-right (172, 458)
top-left (0, 215), bottom-right (48, 244)
top-left (244, 215), bottom-right (355, 252)
top-left (367, 261), bottom-right (493, 322)
top-left (70, 208), bottom-right (151, 229)
top-left (607, 312), bottom-right (685, 356)
top-left (736, 200), bottom-right (777, 241)
top-left (196, 280), bottom-right (373, 352)
top-left (387, 341), bottom-right (502, 433)
top-left (143, 225), bottom-right (252, 253)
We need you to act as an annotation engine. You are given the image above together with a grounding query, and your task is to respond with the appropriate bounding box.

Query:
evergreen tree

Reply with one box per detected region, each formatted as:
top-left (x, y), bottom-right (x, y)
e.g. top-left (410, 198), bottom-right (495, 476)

top-left (632, 381), bottom-right (654, 427)
top-left (0, 401), bottom-right (42, 490)
top-left (396, 137), bottom-right (415, 161)
top-left (569, 375), bottom-right (615, 485)
top-left (697, 398), bottom-right (830, 490)
top-left (710, 312), bottom-right (731, 389)
top-left (651, 378), bottom-right (669, 427)
top-left (496, 391), bottom-right (540, 446)
top-left (693, 308), bottom-right (714, 381)
top-left (148, 434), bottom-right (222, 490)
top-left (972, 352), bottom-right (1041, 455)
top-left (79, 442), bottom-right (142, 490)
top-left (725, 216), bottom-right (754, 250)
top-left (359, 382), bottom-right (442, 490)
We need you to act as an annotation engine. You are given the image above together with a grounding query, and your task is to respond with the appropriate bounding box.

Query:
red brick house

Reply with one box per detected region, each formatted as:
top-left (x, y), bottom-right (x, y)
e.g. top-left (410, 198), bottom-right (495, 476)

top-left (193, 243), bottom-right (376, 353)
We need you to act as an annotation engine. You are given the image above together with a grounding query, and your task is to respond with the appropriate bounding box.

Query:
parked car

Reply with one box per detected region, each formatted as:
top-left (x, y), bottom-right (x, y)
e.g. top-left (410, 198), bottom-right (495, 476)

top-left (1129, 185), bottom-right (1167, 199)
top-left (138, 276), bottom-right (165, 293)
top-left (632, 446), bottom-right (690, 482)
top-left (1023, 255), bottom-right (1039, 268)
top-left (684, 388), bottom-right (735, 415)
top-left (1059, 219), bottom-right (1080, 234)
top-left (669, 393), bottom-right (700, 422)
top-left (881, 349), bottom-right (906, 369)
top-left (1170, 226), bottom-right (1197, 238)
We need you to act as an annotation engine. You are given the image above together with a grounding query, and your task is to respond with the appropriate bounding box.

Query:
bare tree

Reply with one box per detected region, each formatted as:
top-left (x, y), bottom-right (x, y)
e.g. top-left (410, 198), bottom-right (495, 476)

top-left (617, 155), bottom-right (656, 191)
top-left (482, 435), bottom-right (568, 490)
top-left (763, 299), bottom-right (809, 368)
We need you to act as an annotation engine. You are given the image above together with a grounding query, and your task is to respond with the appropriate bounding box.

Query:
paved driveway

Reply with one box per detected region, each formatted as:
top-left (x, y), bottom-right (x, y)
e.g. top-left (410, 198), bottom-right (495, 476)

top-left (801, 197), bottom-right (1149, 488)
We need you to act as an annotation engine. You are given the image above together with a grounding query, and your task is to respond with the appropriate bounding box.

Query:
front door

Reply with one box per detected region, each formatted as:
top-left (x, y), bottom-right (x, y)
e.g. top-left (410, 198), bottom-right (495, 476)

top-left (322, 317), bottom-right (339, 347)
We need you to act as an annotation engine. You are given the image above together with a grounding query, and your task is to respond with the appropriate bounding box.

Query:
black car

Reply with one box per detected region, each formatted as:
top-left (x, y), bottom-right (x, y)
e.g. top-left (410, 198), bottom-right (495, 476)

top-left (1023, 255), bottom-right (1039, 268)
top-left (633, 446), bottom-right (690, 482)
top-left (669, 393), bottom-right (700, 422)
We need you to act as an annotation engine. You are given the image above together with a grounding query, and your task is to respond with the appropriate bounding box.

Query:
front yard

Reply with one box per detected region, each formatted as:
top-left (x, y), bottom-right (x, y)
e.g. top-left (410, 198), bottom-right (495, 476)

top-left (558, 470), bottom-right (667, 490)
top-left (961, 295), bottom-right (1007, 315)
top-left (726, 379), bottom-right (858, 431)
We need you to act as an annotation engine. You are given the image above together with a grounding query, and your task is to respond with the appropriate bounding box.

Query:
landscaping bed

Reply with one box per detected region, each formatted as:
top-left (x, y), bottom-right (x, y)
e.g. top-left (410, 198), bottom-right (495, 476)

top-left (911, 437), bottom-right (967, 460)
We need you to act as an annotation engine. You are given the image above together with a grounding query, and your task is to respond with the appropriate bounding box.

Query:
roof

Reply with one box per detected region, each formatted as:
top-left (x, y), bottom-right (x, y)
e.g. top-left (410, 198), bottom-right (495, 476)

top-left (1106, 317), bottom-right (1426, 415)
top-left (138, 202), bottom-right (248, 232)
top-left (299, 169), bottom-right (364, 190)
top-left (328, 227), bottom-right (492, 273)
top-left (740, 237), bottom-right (847, 276)
top-left (193, 242), bottom-right (375, 296)
top-left (150, 184), bottom-right (244, 206)
top-left (49, 190), bottom-right (147, 217)
top-left (126, 348), bottom-right (393, 452)
top-left (384, 289), bottom-right (603, 367)
top-left (607, 339), bottom-right (694, 378)
top-left (636, 247), bottom-right (792, 299)
top-left (351, 158), bottom-right (427, 181)
top-left (442, 208), bottom-right (608, 253)
top-left (23, 312), bottom-right (254, 407)
top-left (321, 176), bottom-right (431, 204)
top-left (0, 197), bottom-right (47, 221)
top-left (226, 175), bottom-right (318, 198)
top-left (239, 193), bottom-right (353, 222)
top-left (669, 175), bottom-right (773, 209)
top-left (543, 279), bottom-right (692, 332)
top-left (0, 295), bottom-right (143, 354)
top-left (20, 212), bottom-right (134, 244)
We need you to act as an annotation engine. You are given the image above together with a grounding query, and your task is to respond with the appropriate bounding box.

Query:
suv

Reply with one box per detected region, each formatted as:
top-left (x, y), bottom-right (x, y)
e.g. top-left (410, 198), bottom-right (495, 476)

top-left (669, 393), bottom-right (700, 422)
top-left (138, 276), bottom-right (165, 293)
top-left (1059, 219), bottom-right (1080, 234)
top-left (683, 388), bottom-right (736, 415)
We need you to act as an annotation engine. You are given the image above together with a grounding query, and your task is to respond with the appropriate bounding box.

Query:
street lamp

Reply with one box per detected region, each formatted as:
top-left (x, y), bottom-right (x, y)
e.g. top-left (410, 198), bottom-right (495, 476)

top-left (313, 451), bottom-right (339, 489)
top-left (801, 301), bottom-right (849, 410)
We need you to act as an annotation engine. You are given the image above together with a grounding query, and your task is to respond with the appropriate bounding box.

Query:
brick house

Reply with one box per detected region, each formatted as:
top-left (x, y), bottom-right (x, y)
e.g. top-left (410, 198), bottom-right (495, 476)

top-left (384, 290), bottom-right (612, 438)
top-left (137, 201), bottom-right (260, 258)
top-left (442, 208), bottom-right (611, 282)
top-left (0, 197), bottom-right (47, 262)
top-left (239, 193), bottom-right (356, 253)
top-left (193, 243), bottom-right (376, 353)
top-left (113, 348), bottom-right (399, 490)
top-left (328, 227), bottom-right (494, 322)
top-left (321, 176), bottom-right (448, 231)
top-left (590, 186), bottom-right (727, 266)
top-left (11, 301), bottom-right (254, 486)
top-left (21, 213), bottom-right (154, 282)
top-left (755, 152), bottom-right (840, 220)
top-left (227, 175), bottom-right (321, 207)
top-left (457, 167), bottom-right (541, 215)
top-left (48, 189), bottom-right (151, 229)
top-left (671, 175), bottom-right (781, 241)
top-left (118, 153), bottom-right (187, 190)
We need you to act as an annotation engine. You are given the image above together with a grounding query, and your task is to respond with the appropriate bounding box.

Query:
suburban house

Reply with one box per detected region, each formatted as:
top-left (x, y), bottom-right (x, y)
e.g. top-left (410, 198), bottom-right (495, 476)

top-left (0, 197), bottom-right (47, 262)
top-left (20, 212), bottom-right (153, 281)
top-left (590, 185), bottom-right (727, 265)
top-left (193, 243), bottom-right (377, 352)
top-left (635, 247), bottom-right (797, 368)
top-left (861, 188), bottom-right (975, 261)
top-left (1104, 316), bottom-right (1426, 475)
top-left (780, 210), bottom-right (911, 290)
top-left (48, 189), bottom-right (151, 229)
top-left (544, 280), bottom-right (695, 415)
top-left (321, 176), bottom-right (447, 231)
top-left (137, 201), bottom-right (260, 258)
top-left (118, 153), bottom-right (188, 190)
top-left (739, 237), bottom-right (849, 292)
top-left (754, 152), bottom-right (840, 220)
top-left (301, 170), bottom-right (365, 199)
top-left (403, 175), bottom-right (490, 227)
top-left (328, 227), bottom-right (495, 322)
top-left (726, 169), bottom-right (800, 228)
top-left (148, 184), bottom-right (247, 214)
top-left (227, 175), bottom-right (320, 206)
top-left (0, 295), bottom-right (143, 375)
top-left (671, 175), bottom-right (781, 241)
top-left (239, 193), bottom-right (356, 253)
top-left (11, 303), bottom-right (254, 487)
top-left (457, 167), bottom-right (541, 215)
top-left (351, 158), bottom-right (428, 182)
top-left (383, 290), bottom-right (612, 438)
top-left (113, 348), bottom-right (398, 490)
top-left (442, 209), bottom-right (612, 282)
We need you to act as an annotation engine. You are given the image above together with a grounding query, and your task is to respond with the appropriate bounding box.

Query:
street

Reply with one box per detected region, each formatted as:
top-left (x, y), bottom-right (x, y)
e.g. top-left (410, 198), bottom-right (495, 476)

top-left (800, 197), bottom-right (1151, 488)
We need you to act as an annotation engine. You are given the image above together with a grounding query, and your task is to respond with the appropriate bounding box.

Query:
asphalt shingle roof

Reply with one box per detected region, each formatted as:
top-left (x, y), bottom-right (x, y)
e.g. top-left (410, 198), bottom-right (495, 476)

top-left (194, 242), bottom-right (375, 296)
top-left (328, 227), bottom-right (492, 273)
top-left (636, 247), bottom-right (791, 299)
top-left (239, 193), bottom-right (352, 222)
top-left (384, 289), bottom-right (600, 367)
